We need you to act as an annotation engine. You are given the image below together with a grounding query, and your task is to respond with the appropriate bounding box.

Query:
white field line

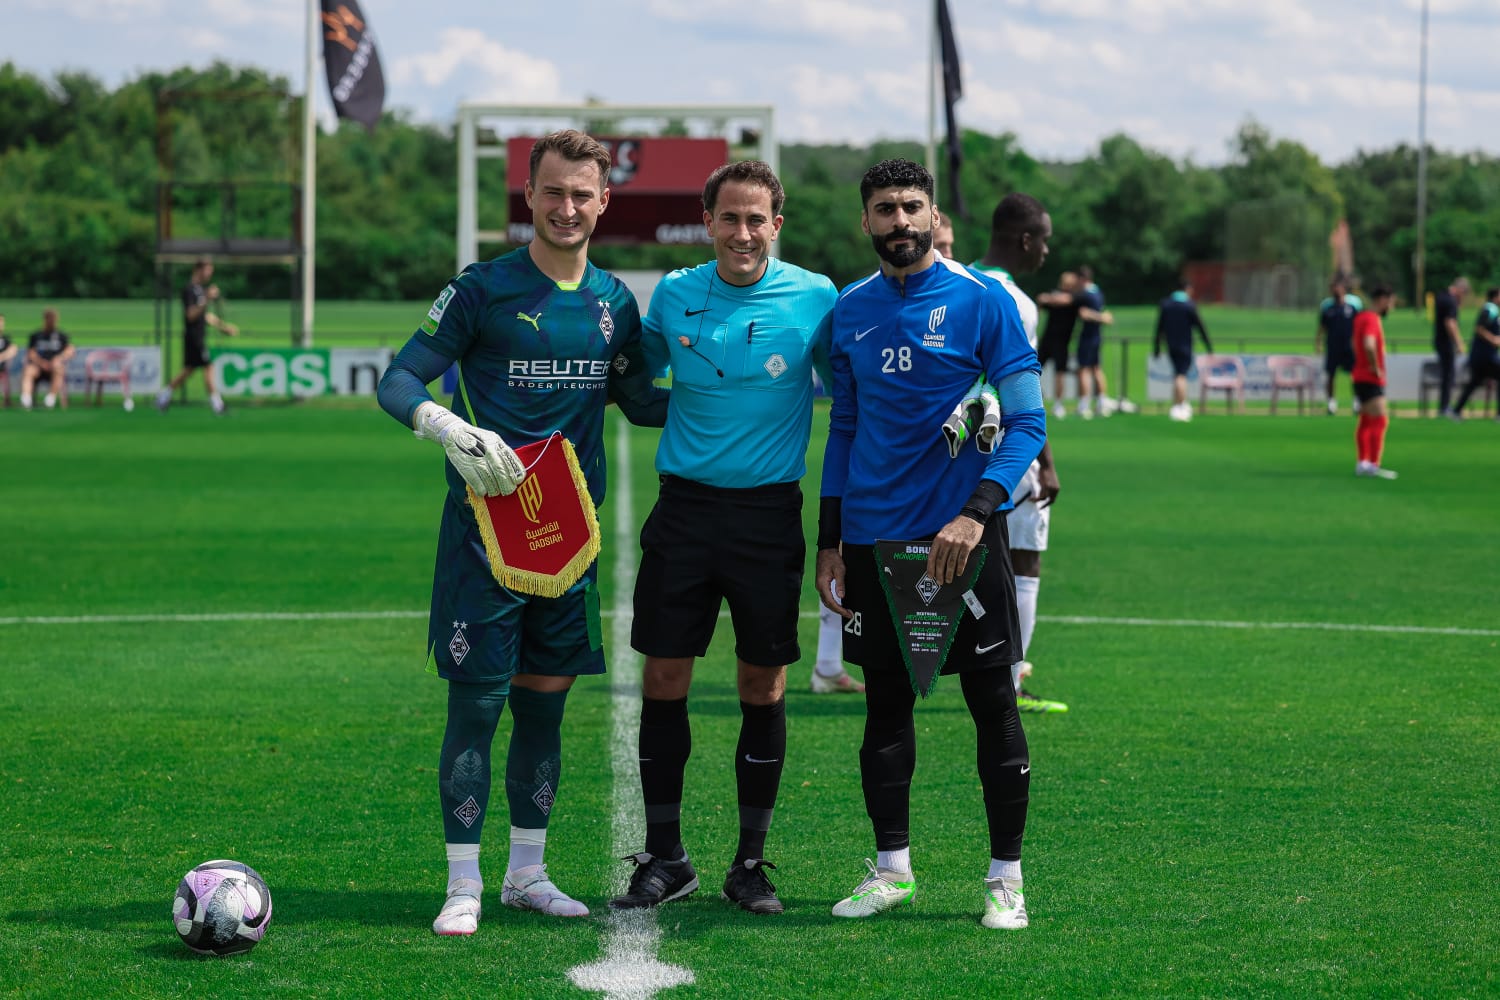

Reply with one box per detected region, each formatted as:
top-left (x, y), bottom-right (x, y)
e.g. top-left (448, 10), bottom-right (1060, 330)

top-left (4, 609), bottom-right (1497, 639)
top-left (566, 420), bottom-right (693, 1000)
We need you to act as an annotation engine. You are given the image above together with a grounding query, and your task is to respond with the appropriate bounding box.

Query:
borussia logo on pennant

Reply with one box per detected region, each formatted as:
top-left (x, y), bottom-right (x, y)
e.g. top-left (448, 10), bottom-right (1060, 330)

top-left (916, 573), bottom-right (941, 605)
top-left (598, 303), bottom-right (614, 342)
top-left (928, 305), bottom-right (947, 333)
top-left (517, 473), bottom-right (544, 524)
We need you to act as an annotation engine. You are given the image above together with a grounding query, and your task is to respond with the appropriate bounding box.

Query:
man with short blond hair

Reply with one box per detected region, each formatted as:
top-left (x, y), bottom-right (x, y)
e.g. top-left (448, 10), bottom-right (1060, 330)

top-left (378, 129), bottom-right (666, 935)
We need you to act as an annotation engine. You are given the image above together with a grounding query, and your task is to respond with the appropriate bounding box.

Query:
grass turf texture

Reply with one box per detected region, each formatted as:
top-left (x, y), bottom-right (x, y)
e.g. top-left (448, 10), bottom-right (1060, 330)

top-left (1, 400), bottom-right (1496, 998)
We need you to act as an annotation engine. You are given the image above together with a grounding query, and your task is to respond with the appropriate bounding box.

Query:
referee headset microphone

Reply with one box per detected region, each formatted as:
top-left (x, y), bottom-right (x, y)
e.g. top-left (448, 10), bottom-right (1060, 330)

top-left (678, 270), bottom-right (724, 377)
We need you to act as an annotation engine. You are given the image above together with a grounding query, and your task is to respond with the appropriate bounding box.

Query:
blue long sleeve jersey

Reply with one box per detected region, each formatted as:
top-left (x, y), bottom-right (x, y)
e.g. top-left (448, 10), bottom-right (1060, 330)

top-left (643, 259), bottom-right (837, 488)
top-left (377, 247), bottom-right (666, 506)
top-left (822, 257), bottom-right (1047, 544)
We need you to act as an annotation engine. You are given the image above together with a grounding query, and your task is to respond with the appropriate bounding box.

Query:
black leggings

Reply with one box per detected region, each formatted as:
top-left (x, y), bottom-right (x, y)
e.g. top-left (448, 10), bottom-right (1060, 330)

top-left (859, 666), bottom-right (1031, 860)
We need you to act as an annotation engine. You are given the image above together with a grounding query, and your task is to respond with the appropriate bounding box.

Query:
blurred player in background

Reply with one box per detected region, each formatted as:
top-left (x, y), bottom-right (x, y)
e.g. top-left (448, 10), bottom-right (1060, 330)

top-left (377, 130), bottom-right (666, 936)
top-left (1154, 279), bottom-right (1213, 423)
top-left (1433, 277), bottom-right (1468, 418)
top-left (1036, 272), bottom-right (1081, 418)
top-left (19, 308), bottom-right (74, 410)
top-left (972, 199), bottom-right (1067, 714)
top-left (613, 161), bottom-right (837, 916)
top-left (1448, 286), bottom-right (1500, 420)
top-left (155, 257), bottom-right (239, 414)
top-left (1352, 283), bottom-right (1397, 479)
top-left (0, 313), bottom-right (16, 382)
top-left (1072, 266), bottom-right (1116, 418)
top-left (933, 216), bottom-right (955, 258)
top-left (1315, 275), bottom-right (1361, 415)
top-left (817, 158), bottom-right (1045, 930)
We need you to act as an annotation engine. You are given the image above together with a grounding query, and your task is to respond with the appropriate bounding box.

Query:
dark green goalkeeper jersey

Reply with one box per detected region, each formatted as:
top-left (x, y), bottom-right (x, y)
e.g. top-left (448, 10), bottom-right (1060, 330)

top-left (378, 247), bottom-right (664, 505)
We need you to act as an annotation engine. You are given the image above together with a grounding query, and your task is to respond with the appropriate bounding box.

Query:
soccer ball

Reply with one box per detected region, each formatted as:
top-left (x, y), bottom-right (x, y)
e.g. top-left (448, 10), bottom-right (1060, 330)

top-left (122, 396), bottom-right (135, 412)
top-left (171, 860), bottom-right (273, 956)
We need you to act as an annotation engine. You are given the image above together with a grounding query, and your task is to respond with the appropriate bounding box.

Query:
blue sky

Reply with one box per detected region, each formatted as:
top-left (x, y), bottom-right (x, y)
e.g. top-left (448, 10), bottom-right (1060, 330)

top-left (6, 0), bottom-right (1500, 164)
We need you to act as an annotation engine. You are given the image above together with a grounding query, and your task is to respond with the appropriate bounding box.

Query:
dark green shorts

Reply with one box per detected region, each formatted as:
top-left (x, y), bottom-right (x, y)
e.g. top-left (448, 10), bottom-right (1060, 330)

top-left (424, 493), bottom-right (603, 686)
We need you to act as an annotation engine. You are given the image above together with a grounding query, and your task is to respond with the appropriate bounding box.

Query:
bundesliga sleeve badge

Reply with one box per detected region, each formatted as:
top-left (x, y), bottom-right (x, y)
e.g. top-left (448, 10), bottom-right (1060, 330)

top-left (466, 432), bottom-right (602, 597)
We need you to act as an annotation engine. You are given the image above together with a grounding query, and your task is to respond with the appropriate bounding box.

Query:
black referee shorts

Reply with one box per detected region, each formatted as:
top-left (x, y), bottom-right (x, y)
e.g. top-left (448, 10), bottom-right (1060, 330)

top-left (631, 475), bottom-right (805, 667)
top-left (840, 515), bottom-right (1020, 678)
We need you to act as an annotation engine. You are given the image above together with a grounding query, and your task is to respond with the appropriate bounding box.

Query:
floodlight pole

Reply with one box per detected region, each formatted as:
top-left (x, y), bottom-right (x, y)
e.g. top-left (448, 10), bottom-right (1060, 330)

top-left (1414, 0), bottom-right (1429, 312)
top-left (925, 4), bottom-right (937, 204)
top-left (300, 0), bottom-right (317, 347)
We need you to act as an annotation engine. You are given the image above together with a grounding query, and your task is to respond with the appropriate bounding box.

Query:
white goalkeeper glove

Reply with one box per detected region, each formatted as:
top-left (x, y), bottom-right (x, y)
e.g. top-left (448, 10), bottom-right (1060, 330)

top-left (412, 401), bottom-right (526, 497)
top-left (975, 382), bottom-right (1003, 453)
top-left (941, 375), bottom-right (988, 459)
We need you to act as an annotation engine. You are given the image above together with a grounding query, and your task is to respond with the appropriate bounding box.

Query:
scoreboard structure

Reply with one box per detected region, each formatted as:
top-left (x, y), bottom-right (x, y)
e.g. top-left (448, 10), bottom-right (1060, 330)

top-left (454, 103), bottom-right (775, 273)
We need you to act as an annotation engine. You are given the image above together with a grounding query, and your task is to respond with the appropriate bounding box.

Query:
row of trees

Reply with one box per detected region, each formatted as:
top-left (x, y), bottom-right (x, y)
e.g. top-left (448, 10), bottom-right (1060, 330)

top-left (4, 61), bottom-right (1500, 304)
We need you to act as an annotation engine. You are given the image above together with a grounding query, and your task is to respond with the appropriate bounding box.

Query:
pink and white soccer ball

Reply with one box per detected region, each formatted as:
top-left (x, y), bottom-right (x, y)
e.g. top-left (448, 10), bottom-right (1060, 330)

top-left (171, 860), bottom-right (273, 956)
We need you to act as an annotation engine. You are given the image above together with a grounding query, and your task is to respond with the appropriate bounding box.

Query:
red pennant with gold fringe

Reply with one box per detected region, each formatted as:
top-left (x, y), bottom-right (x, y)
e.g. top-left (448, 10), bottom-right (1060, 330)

top-left (466, 432), bottom-right (601, 597)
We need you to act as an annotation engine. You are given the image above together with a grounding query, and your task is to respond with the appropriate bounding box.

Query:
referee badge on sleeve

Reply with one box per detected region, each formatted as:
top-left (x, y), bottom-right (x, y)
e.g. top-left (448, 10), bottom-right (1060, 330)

top-left (466, 432), bottom-right (602, 597)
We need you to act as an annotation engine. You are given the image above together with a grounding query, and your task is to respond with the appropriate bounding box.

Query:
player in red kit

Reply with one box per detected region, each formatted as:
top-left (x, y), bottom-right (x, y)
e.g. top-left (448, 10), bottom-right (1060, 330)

top-left (1350, 284), bottom-right (1396, 479)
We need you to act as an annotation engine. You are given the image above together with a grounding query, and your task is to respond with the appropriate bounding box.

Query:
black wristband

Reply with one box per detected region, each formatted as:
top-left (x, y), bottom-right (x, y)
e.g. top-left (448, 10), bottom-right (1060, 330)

top-left (959, 479), bottom-right (1007, 525)
top-left (816, 496), bottom-right (842, 551)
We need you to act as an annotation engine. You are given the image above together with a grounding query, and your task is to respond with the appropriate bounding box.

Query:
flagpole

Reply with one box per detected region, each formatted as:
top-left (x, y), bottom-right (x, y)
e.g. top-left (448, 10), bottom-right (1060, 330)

top-left (926, 0), bottom-right (937, 200)
top-left (301, 0), bottom-right (317, 347)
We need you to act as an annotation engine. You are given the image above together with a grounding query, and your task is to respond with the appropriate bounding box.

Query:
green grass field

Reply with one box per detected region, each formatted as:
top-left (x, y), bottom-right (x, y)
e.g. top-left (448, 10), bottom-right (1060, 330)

top-left (2, 397), bottom-right (1497, 999)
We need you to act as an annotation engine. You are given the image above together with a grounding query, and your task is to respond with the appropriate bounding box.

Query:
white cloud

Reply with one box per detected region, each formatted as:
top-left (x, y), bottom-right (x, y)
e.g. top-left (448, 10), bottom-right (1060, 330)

top-left (205, 0), bottom-right (299, 30)
top-left (647, 0), bottom-right (903, 40)
top-left (19, 0), bottom-right (164, 20)
top-left (391, 28), bottom-right (563, 104)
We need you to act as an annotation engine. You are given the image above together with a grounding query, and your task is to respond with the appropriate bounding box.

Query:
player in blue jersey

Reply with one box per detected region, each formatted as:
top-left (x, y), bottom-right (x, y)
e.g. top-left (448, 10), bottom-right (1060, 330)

top-left (815, 159), bottom-right (1046, 930)
top-left (377, 130), bottom-right (666, 936)
top-left (1316, 275), bottom-right (1363, 415)
top-left (610, 161), bottom-right (837, 916)
top-left (1449, 286), bottom-right (1500, 419)
top-left (1154, 279), bottom-right (1213, 422)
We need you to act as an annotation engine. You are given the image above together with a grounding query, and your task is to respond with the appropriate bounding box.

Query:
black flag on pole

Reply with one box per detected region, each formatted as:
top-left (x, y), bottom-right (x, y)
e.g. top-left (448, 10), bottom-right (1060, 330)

top-left (936, 0), bottom-right (965, 218)
top-left (320, 0), bottom-right (385, 131)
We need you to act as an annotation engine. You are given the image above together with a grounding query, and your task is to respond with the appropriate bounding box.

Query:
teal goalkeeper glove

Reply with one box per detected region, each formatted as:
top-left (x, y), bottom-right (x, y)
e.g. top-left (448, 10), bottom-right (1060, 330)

top-left (412, 401), bottom-right (525, 497)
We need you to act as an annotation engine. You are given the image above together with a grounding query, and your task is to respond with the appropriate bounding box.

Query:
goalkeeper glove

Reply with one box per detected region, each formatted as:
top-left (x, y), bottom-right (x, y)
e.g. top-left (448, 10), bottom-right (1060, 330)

top-left (941, 375), bottom-right (987, 459)
top-left (412, 401), bottom-right (526, 496)
top-left (975, 381), bottom-right (1003, 453)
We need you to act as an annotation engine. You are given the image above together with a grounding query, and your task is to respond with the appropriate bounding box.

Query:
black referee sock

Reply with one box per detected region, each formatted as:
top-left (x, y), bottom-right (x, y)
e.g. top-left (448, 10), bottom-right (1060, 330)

top-left (639, 696), bottom-right (691, 860)
top-left (733, 698), bottom-right (786, 865)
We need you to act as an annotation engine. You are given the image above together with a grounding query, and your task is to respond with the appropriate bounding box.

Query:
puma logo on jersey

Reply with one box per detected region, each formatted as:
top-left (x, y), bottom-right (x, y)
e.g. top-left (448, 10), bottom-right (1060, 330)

top-left (516, 311), bottom-right (543, 331)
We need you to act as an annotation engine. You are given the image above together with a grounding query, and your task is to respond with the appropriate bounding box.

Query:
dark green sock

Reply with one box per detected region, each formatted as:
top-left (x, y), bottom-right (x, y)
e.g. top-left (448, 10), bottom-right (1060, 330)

top-left (439, 681), bottom-right (508, 844)
top-left (505, 686), bottom-right (569, 831)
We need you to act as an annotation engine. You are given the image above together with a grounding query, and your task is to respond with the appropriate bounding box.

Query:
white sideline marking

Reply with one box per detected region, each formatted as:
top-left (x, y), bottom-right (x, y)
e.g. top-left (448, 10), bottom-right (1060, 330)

top-left (567, 420), bottom-right (693, 1000)
top-left (4, 609), bottom-right (1496, 639)
top-left (0, 610), bottom-right (427, 626)
top-left (1038, 615), bottom-right (1500, 638)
